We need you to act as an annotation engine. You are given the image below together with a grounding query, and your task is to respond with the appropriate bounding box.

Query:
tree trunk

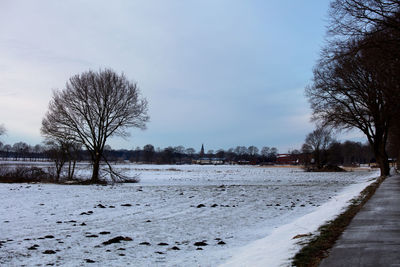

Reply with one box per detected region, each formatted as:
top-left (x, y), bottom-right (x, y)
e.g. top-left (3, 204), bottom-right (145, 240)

top-left (55, 169), bottom-right (61, 183)
top-left (91, 156), bottom-right (101, 183)
top-left (55, 162), bottom-right (63, 183)
top-left (68, 161), bottom-right (72, 180)
top-left (374, 142), bottom-right (390, 177)
top-left (70, 160), bottom-right (76, 180)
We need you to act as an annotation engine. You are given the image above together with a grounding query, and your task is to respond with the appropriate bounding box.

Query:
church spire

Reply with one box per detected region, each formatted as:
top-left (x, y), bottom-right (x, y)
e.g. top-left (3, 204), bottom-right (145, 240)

top-left (200, 144), bottom-right (205, 158)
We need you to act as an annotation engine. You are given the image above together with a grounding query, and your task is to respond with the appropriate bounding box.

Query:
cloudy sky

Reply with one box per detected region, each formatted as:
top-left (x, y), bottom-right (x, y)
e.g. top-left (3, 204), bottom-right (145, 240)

top-left (0, 0), bottom-right (365, 153)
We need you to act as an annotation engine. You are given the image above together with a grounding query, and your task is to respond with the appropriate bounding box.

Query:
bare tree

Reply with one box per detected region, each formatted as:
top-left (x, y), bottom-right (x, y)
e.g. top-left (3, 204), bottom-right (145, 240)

top-left (303, 126), bottom-right (334, 169)
top-left (12, 142), bottom-right (29, 161)
top-left (261, 146), bottom-right (270, 157)
top-left (307, 35), bottom-right (395, 175)
top-left (268, 147), bottom-right (278, 162)
top-left (216, 149), bottom-right (225, 159)
top-left (3, 144), bottom-right (11, 159)
top-left (185, 148), bottom-right (196, 157)
top-left (248, 146), bottom-right (259, 156)
top-left (45, 140), bottom-right (67, 182)
top-left (65, 141), bottom-right (81, 180)
top-left (143, 144), bottom-right (155, 163)
top-left (312, 0), bottom-right (400, 176)
top-left (41, 69), bottom-right (149, 183)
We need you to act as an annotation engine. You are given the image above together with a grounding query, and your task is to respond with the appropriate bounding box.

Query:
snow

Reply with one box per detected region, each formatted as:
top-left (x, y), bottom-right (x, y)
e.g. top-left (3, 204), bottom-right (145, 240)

top-left (0, 164), bottom-right (379, 266)
top-left (219, 174), bottom-right (377, 267)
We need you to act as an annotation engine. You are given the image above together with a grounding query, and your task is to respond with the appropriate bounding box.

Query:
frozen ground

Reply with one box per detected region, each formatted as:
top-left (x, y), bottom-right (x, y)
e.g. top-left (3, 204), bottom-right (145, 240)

top-left (0, 164), bottom-right (379, 266)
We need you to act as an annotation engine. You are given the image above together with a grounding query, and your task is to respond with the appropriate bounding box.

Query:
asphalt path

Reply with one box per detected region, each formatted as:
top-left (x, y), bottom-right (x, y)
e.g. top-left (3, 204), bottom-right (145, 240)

top-left (320, 174), bottom-right (400, 267)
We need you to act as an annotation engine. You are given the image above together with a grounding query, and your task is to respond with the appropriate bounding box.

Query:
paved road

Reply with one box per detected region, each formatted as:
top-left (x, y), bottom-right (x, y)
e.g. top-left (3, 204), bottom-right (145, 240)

top-left (320, 174), bottom-right (400, 267)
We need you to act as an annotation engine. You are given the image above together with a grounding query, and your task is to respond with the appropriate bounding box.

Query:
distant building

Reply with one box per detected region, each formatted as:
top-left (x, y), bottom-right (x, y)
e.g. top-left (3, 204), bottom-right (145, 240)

top-left (193, 157), bottom-right (225, 165)
top-left (194, 144), bottom-right (225, 165)
top-left (276, 153), bottom-right (311, 165)
top-left (199, 144), bottom-right (205, 158)
top-left (276, 154), bottom-right (296, 165)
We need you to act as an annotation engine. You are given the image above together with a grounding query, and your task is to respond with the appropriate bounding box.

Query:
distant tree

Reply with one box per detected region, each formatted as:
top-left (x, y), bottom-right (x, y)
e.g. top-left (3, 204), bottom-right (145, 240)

top-left (301, 143), bottom-right (312, 154)
top-left (225, 148), bottom-right (236, 162)
top-left (3, 144), bottom-right (11, 159)
top-left (303, 127), bottom-right (334, 169)
top-left (45, 140), bottom-right (67, 182)
top-left (327, 141), bottom-right (343, 166)
top-left (174, 146), bottom-right (185, 154)
top-left (45, 139), bottom-right (81, 182)
top-left (33, 144), bottom-right (44, 161)
top-left (290, 149), bottom-right (301, 155)
top-left (143, 144), bottom-right (155, 163)
top-left (162, 147), bottom-right (175, 164)
top-left (185, 148), bottom-right (196, 157)
top-left (261, 147), bottom-right (270, 157)
top-left (248, 146), bottom-right (259, 156)
top-left (234, 146), bottom-right (248, 160)
top-left (216, 149), bottom-right (225, 159)
top-left (41, 69), bottom-right (149, 183)
top-left (12, 142), bottom-right (29, 161)
top-left (268, 147), bottom-right (278, 162)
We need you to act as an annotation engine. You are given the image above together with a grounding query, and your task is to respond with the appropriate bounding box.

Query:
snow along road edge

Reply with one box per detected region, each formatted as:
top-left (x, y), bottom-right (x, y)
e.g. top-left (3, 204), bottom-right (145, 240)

top-left (219, 171), bottom-right (380, 267)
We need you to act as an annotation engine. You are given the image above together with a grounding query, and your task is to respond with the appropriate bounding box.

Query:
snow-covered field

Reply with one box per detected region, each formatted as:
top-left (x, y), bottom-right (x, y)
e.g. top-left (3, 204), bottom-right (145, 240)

top-left (0, 164), bottom-right (379, 266)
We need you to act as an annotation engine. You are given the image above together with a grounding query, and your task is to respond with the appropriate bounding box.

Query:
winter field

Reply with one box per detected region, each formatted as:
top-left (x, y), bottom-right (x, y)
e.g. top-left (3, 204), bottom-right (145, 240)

top-left (0, 164), bottom-right (379, 266)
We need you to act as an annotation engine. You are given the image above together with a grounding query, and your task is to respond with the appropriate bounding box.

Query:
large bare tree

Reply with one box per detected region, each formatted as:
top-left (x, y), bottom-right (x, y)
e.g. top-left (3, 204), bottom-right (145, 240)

top-left (307, 36), bottom-right (395, 176)
top-left (306, 0), bottom-right (400, 176)
top-left (41, 69), bottom-right (149, 183)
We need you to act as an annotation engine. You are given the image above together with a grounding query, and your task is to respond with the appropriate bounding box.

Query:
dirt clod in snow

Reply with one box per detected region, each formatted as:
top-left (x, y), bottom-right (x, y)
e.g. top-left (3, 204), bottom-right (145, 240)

top-left (99, 231), bottom-right (110, 235)
top-left (102, 236), bottom-right (133, 245)
top-left (86, 235), bottom-right (98, 238)
top-left (42, 250), bottom-right (56, 254)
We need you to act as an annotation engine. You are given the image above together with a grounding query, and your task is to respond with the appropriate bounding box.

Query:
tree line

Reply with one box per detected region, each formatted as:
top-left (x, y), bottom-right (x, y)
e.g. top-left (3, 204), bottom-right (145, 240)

top-left (0, 141), bottom-right (279, 165)
top-left (298, 127), bottom-right (376, 169)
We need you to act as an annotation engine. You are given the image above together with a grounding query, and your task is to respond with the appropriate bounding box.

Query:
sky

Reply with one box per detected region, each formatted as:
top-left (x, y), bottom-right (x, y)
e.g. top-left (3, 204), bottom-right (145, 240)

top-left (0, 0), bottom-right (366, 153)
